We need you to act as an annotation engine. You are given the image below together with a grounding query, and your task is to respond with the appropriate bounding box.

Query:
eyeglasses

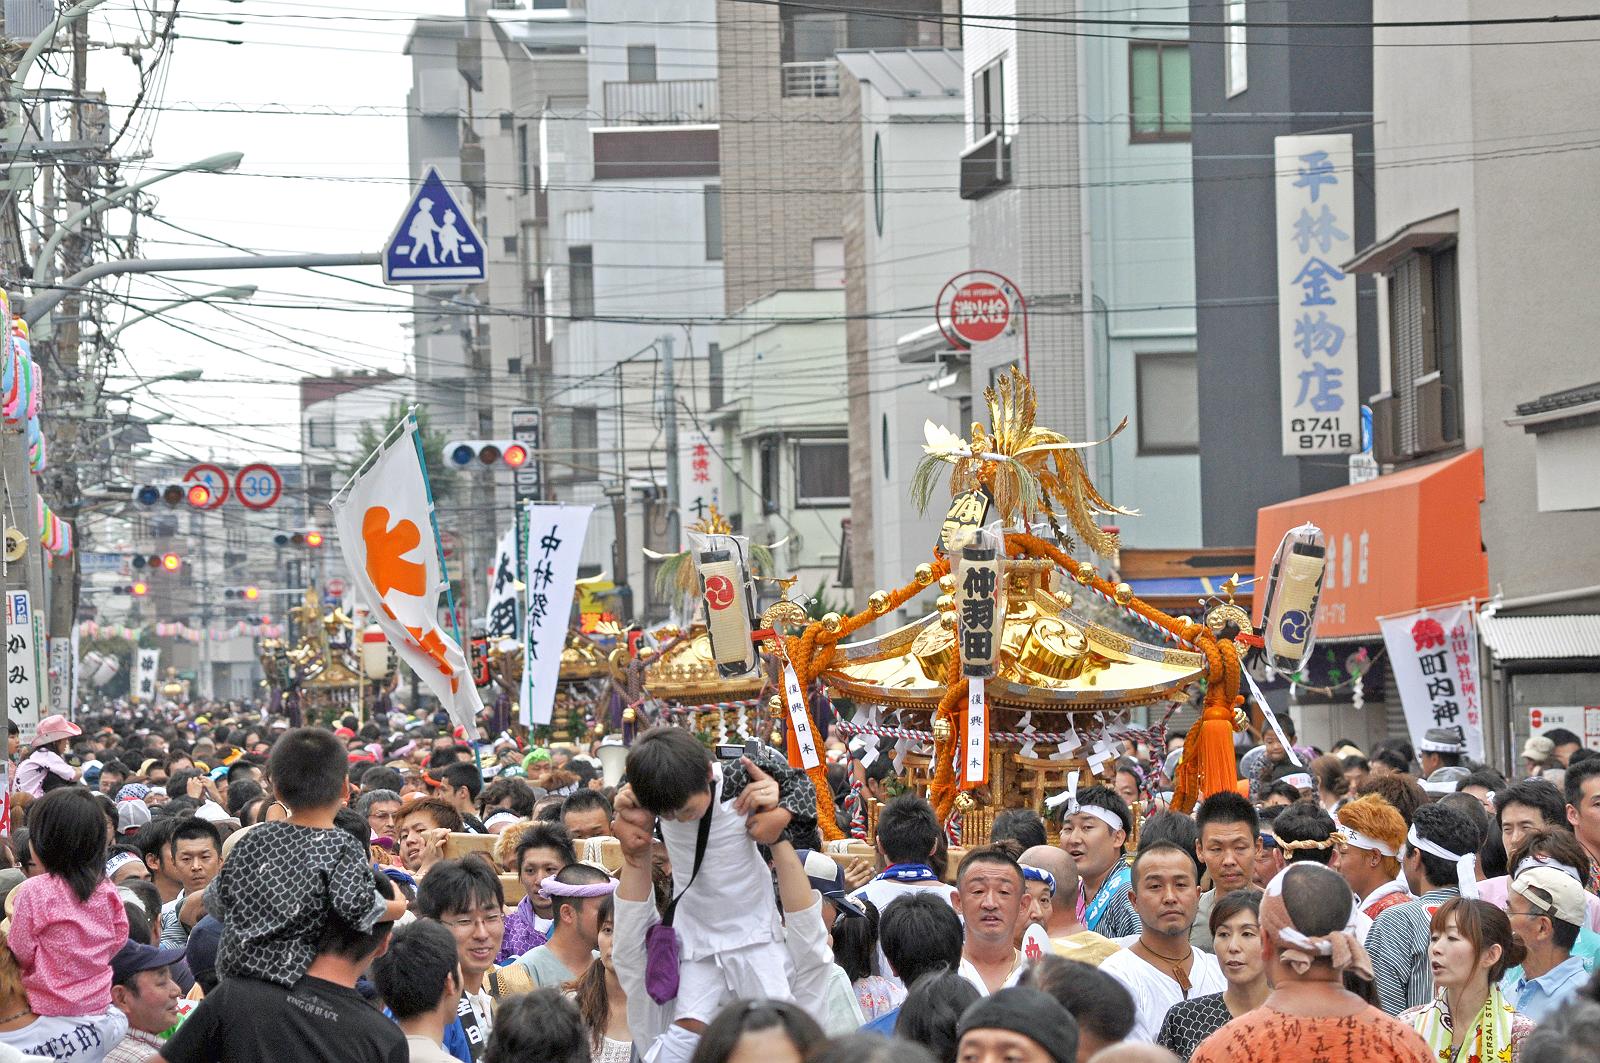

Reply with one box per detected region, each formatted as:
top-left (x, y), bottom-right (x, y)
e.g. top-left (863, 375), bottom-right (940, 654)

top-left (442, 912), bottom-right (505, 931)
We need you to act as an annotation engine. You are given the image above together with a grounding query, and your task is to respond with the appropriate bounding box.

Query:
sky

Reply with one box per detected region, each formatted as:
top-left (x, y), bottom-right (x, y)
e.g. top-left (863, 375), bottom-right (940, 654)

top-left (67, 0), bottom-right (457, 466)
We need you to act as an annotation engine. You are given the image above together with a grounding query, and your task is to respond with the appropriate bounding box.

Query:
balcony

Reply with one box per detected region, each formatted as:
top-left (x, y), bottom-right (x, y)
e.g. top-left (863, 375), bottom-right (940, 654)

top-left (959, 132), bottom-right (1012, 200)
top-left (602, 79), bottom-right (718, 126)
top-left (782, 61), bottom-right (840, 98)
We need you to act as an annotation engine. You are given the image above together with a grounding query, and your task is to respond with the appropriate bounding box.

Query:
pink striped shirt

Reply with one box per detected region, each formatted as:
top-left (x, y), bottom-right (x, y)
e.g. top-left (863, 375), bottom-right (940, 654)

top-left (8, 874), bottom-right (129, 1016)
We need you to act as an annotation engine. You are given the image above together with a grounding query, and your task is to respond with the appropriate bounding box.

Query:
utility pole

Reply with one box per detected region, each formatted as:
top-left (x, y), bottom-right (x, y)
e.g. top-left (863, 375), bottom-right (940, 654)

top-left (1, 0), bottom-right (48, 744)
top-left (661, 332), bottom-right (679, 550)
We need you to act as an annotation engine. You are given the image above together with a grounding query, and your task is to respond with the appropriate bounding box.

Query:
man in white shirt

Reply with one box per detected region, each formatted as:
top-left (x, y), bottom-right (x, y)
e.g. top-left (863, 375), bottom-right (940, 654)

top-left (1099, 840), bottom-right (1225, 1042)
top-left (954, 848), bottom-right (1026, 995)
top-left (849, 795), bottom-right (959, 990)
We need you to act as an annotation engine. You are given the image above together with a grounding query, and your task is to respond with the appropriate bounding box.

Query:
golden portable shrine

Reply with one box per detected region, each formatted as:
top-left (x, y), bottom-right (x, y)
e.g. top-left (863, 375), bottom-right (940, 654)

top-left (663, 369), bottom-right (1260, 842)
top-left (258, 589), bottom-right (368, 723)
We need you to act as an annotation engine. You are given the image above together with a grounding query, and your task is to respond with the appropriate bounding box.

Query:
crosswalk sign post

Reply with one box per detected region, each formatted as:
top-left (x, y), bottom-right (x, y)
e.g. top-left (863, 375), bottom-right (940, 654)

top-left (384, 167), bottom-right (487, 284)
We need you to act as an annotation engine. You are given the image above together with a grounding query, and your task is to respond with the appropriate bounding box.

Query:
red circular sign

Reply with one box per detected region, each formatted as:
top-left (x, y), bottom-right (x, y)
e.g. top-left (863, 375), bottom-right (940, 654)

top-left (705, 575), bottom-right (735, 611)
top-left (1531, 709), bottom-right (1543, 729)
top-left (182, 463), bottom-right (230, 510)
top-left (235, 463), bottom-right (283, 510)
top-left (326, 577), bottom-right (347, 597)
top-left (948, 282), bottom-right (1011, 344)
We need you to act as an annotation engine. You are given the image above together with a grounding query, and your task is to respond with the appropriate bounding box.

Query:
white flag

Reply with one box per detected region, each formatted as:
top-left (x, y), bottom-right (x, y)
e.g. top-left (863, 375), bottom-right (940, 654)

top-left (520, 503), bottom-right (593, 725)
top-left (1379, 601), bottom-right (1484, 763)
top-left (485, 524), bottom-right (520, 642)
top-left (331, 416), bottom-right (484, 734)
top-left (134, 648), bottom-right (160, 707)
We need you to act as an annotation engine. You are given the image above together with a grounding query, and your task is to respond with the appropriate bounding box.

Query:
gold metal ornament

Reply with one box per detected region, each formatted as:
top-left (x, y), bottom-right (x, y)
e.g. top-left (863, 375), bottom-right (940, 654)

top-left (868, 590), bottom-right (891, 615)
top-left (622, 707), bottom-right (637, 724)
top-left (768, 695), bottom-right (785, 713)
top-left (1113, 582), bottom-right (1134, 606)
top-left (914, 563), bottom-right (936, 586)
top-left (939, 611), bottom-right (957, 630)
top-left (1232, 707), bottom-right (1249, 733)
top-left (771, 730), bottom-right (784, 746)
top-left (820, 612), bottom-right (843, 634)
top-left (938, 574), bottom-right (956, 594)
top-left (1074, 561), bottom-right (1097, 584)
top-left (954, 791), bottom-right (976, 812)
top-left (931, 715), bottom-right (953, 743)
top-left (593, 725), bottom-right (607, 738)
top-left (935, 594), bottom-right (955, 613)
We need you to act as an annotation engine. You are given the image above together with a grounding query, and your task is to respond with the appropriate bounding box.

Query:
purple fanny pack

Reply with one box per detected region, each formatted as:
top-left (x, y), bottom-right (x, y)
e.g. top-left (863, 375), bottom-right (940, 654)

top-left (646, 780), bottom-right (716, 1004)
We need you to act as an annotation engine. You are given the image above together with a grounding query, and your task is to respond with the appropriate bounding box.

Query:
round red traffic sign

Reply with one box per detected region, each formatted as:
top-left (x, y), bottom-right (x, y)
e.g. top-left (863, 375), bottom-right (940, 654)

top-left (235, 463), bottom-right (283, 510)
top-left (1531, 709), bottom-right (1543, 729)
top-left (326, 576), bottom-right (347, 597)
top-left (948, 282), bottom-right (1011, 344)
top-left (182, 463), bottom-right (229, 510)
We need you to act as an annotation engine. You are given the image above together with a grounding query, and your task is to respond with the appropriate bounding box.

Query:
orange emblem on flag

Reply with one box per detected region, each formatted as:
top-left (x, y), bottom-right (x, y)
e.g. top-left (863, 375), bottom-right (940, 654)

top-left (363, 507), bottom-right (427, 600)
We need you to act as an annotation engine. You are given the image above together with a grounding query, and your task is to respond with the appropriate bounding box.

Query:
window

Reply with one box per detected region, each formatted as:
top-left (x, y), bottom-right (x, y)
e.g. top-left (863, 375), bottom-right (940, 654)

top-left (1129, 42), bottom-right (1190, 141)
top-left (759, 438), bottom-right (780, 515)
top-left (812, 237), bottom-right (844, 288)
top-left (568, 245), bottom-right (594, 319)
top-left (872, 134), bottom-right (885, 236)
top-left (708, 342), bottom-right (724, 410)
top-left (1225, 0), bottom-right (1248, 97)
top-left (627, 45), bottom-right (657, 84)
top-left (517, 125), bottom-right (530, 193)
top-left (306, 415), bottom-right (335, 448)
top-left (704, 185), bottom-right (723, 261)
top-left (1135, 352), bottom-right (1200, 454)
top-left (1382, 244), bottom-right (1462, 457)
top-left (794, 440), bottom-right (850, 505)
top-left (972, 59), bottom-right (1005, 141)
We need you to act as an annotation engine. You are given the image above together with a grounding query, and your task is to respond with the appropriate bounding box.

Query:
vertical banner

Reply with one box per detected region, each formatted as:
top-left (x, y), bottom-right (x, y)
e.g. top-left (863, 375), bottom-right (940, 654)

top-left (958, 544), bottom-right (1002, 677)
top-left (485, 524), bottom-right (520, 642)
top-left (46, 638), bottom-right (69, 716)
top-left (67, 622), bottom-right (79, 719)
top-left (331, 416), bottom-right (485, 735)
top-left (678, 425), bottom-right (719, 546)
top-left (782, 661), bottom-right (821, 769)
top-left (5, 592), bottom-right (41, 742)
top-left (519, 504), bottom-right (593, 725)
top-left (1379, 601), bottom-right (1483, 763)
top-left (133, 648), bottom-right (160, 712)
top-left (1275, 134), bottom-right (1359, 456)
top-left (964, 678), bottom-right (988, 786)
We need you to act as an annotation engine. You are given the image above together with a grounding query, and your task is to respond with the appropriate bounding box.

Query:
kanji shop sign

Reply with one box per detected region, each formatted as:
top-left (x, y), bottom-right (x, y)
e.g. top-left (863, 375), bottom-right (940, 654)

top-left (519, 503), bottom-right (592, 725)
top-left (5, 592), bottom-right (42, 742)
top-left (1379, 601), bottom-right (1483, 763)
top-left (1274, 134), bottom-right (1360, 457)
top-left (936, 270), bottom-right (1024, 351)
top-left (678, 425), bottom-right (719, 547)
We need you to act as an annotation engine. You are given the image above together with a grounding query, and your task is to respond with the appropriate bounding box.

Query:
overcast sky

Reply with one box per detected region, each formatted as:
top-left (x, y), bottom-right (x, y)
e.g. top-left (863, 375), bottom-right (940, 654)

top-left (73, 0), bottom-right (455, 467)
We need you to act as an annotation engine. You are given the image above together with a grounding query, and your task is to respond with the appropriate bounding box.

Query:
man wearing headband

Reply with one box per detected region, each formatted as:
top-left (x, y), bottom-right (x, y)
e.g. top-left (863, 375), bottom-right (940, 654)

top-left (1368, 802), bottom-right (1479, 1015)
top-left (1503, 865), bottom-right (1588, 1021)
top-left (1333, 795), bottom-right (1411, 926)
top-left (512, 863), bottom-right (612, 989)
top-left (1418, 726), bottom-right (1466, 778)
top-left (1189, 863), bottom-right (1431, 1063)
top-left (1053, 783), bottom-right (1141, 939)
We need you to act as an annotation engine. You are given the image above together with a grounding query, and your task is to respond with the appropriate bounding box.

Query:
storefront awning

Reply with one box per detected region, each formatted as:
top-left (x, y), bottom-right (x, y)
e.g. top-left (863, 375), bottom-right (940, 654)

top-left (1254, 450), bottom-right (1488, 638)
top-left (1479, 612), bottom-right (1600, 662)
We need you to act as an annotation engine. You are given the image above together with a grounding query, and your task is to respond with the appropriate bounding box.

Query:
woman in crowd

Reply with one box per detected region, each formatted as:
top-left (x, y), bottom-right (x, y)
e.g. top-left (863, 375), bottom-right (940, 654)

top-left (1309, 754), bottom-right (1349, 813)
top-left (832, 898), bottom-right (899, 1023)
top-left (1400, 898), bottom-right (1535, 1062)
top-left (566, 895), bottom-right (631, 1063)
top-left (893, 972), bottom-right (979, 1063)
top-left (687, 1001), bottom-right (825, 1063)
top-left (484, 989), bottom-right (589, 1063)
top-left (1158, 889), bottom-right (1268, 1060)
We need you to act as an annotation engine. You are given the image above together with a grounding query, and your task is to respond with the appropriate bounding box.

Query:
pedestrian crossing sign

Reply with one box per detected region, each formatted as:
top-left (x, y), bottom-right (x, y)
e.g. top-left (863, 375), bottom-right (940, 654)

top-left (383, 167), bottom-right (486, 284)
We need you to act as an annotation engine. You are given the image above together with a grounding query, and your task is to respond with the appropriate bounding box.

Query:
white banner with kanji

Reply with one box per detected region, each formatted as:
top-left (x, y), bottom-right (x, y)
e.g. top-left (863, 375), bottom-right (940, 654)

top-left (520, 503), bottom-right (593, 726)
top-left (485, 523), bottom-right (520, 643)
top-left (678, 425), bottom-right (719, 547)
top-left (331, 416), bottom-right (484, 734)
top-left (132, 648), bottom-right (160, 711)
top-left (1379, 601), bottom-right (1483, 762)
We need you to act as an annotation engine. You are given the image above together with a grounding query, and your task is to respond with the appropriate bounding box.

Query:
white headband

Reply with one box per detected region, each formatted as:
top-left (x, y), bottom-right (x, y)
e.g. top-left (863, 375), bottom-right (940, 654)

top-left (105, 851), bottom-right (141, 878)
top-left (1264, 865), bottom-right (1361, 950)
top-left (1044, 771), bottom-right (1126, 835)
top-left (1406, 825), bottom-right (1479, 900)
top-left (1281, 773), bottom-right (1314, 791)
top-left (1337, 825), bottom-right (1397, 859)
top-left (1515, 855), bottom-right (1583, 886)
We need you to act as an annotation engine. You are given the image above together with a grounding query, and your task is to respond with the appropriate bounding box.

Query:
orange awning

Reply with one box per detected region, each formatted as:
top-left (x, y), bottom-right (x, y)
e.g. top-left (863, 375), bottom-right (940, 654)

top-left (1253, 450), bottom-right (1488, 638)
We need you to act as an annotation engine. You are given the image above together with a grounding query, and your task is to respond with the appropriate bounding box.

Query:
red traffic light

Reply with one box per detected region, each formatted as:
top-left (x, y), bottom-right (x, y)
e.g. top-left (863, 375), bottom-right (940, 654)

top-left (186, 483), bottom-right (211, 507)
top-left (160, 553), bottom-right (181, 572)
top-left (304, 531), bottom-right (324, 548)
top-left (131, 581), bottom-right (148, 596)
top-left (503, 443), bottom-right (529, 468)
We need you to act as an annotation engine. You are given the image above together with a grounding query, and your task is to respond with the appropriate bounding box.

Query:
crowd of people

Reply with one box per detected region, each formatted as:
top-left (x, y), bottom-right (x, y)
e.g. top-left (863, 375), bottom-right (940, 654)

top-left (0, 701), bottom-right (1598, 1063)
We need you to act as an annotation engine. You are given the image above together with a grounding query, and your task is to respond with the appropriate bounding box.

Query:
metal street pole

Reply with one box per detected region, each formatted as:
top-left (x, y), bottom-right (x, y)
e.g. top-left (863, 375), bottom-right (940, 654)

top-left (107, 287), bottom-right (256, 341)
top-left (661, 333), bottom-right (679, 551)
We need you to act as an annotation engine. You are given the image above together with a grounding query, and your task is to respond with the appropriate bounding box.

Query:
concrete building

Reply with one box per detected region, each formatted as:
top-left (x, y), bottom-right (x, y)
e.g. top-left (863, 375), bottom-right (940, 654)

top-left (1349, 2), bottom-right (1600, 769)
top-left (1079, 2), bottom-right (1201, 548)
top-left (836, 48), bottom-right (966, 612)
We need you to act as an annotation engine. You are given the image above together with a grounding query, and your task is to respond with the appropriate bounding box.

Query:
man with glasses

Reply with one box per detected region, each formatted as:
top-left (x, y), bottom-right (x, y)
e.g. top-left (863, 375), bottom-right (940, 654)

top-left (416, 858), bottom-right (513, 1062)
top-left (1504, 865), bottom-right (1590, 1021)
top-left (358, 789), bottom-right (405, 842)
top-left (511, 863), bottom-right (610, 988)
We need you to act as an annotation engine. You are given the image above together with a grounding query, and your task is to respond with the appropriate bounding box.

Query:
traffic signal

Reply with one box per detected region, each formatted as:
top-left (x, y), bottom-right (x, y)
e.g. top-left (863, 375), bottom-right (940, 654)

top-left (274, 529), bottom-right (325, 547)
top-left (160, 552), bottom-right (181, 572)
top-left (443, 440), bottom-right (531, 470)
top-left (130, 554), bottom-right (178, 571)
top-left (134, 482), bottom-right (211, 507)
top-left (113, 582), bottom-right (150, 596)
top-left (224, 586), bottom-right (261, 601)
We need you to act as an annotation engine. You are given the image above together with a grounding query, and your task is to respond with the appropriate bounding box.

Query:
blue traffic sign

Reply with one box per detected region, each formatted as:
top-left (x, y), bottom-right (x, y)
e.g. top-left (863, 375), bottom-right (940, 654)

top-left (383, 167), bottom-right (486, 284)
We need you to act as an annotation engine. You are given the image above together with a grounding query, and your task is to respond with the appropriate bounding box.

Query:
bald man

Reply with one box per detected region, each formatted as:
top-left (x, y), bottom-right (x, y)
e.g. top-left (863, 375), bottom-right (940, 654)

top-left (1022, 845), bottom-right (1121, 967)
top-left (1088, 1045), bottom-right (1180, 1063)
